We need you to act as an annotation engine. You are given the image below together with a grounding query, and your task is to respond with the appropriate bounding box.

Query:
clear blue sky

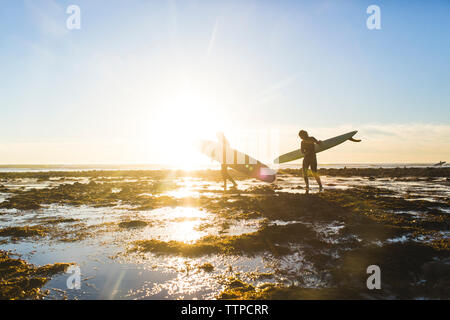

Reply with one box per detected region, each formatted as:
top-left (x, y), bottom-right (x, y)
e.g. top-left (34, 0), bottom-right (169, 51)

top-left (0, 0), bottom-right (449, 164)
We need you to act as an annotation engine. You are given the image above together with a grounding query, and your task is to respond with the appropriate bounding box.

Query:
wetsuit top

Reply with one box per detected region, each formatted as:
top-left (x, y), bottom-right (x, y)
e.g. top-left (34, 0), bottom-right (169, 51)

top-left (301, 137), bottom-right (319, 157)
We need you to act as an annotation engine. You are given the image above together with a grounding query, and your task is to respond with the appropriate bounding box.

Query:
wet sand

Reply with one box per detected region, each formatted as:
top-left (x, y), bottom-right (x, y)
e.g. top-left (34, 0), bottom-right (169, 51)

top-left (0, 168), bottom-right (449, 299)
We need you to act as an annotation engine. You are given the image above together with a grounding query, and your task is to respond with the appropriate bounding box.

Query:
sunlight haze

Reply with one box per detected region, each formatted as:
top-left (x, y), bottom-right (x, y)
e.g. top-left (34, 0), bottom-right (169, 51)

top-left (1, 0), bottom-right (449, 165)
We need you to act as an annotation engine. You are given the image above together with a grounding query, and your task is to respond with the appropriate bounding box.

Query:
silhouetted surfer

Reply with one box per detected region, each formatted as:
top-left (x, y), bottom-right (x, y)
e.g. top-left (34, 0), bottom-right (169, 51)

top-left (299, 130), bottom-right (323, 192)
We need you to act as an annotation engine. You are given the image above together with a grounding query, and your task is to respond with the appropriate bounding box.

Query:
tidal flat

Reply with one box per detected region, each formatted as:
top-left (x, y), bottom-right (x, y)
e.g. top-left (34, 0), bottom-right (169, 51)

top-left (0, 168), bottom-right (449, 299)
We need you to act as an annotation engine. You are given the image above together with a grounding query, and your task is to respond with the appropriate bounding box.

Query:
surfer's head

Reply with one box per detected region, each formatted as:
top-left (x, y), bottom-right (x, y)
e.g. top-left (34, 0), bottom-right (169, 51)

top-left (298, 130), bottom-right (308, 139)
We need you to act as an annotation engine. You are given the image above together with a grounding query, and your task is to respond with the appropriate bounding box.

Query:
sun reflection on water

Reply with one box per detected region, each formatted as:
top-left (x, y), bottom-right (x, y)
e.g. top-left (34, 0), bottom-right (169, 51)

top-left (142, 207), bottom-right (212, 243)
top-left (162, 178), bottom-right (217, 198)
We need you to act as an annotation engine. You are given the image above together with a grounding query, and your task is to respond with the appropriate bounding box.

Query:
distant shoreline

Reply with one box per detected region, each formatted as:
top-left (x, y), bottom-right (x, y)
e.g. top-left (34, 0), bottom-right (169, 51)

top-left (0, 163), bottom-right (447, 173)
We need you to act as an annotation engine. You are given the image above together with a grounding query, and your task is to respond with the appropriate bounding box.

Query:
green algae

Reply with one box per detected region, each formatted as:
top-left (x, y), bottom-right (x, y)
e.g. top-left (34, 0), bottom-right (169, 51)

top-left (198, 263), bottom-right (214, 272)
top-left (281, 167), bottom-right (450, 178)
top-left (0, 223), bottom-right (97, 243)
top-left (0, 169), bottom-right (242, 181)
top-left (118, 220), bottom-right (149, 229)
top-left (0, 198), bottom-right (41, 210)
top-left (247, 271), bottom-right (274, 281)
top-left (243, 185), bottom-right (278, 194)
top-left (217, 243), bottom-right (450, 299)
top-left (0, 251), bottom-right (72, 300)
top-left (0, 169), bottom-right (448, 299)
top-left (0, 226), bottom-right (48, 238)
top-left (329, 243), bottom-right (450, 299)
top-left (316, 187), bottom-right (450, 245)
top-left (217, 277), bottom-right (256, 299)
top-left (40, 218), bottom-right (79, 225)
top-left (217, 279), bottom-right (364, 300)
top-left (133, 223), bottom-right (318, 257)
top-left (429, 238), bottom-right (449, 251)
top-left (56, 221), bottom-right (117, 243)
top-left (217, 284), bottom-right (367, 300)
top-left (0, 179), bottom-right (181, 209)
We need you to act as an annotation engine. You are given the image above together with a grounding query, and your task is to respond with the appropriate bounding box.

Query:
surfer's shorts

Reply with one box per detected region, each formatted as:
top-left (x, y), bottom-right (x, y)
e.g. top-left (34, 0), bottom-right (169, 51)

top-left (303, 155), bottom-right (318, 172)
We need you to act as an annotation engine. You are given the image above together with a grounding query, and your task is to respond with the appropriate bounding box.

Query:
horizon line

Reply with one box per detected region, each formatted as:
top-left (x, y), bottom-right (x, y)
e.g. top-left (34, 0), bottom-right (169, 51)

top-left (0, 162), bottom-right (446, 167)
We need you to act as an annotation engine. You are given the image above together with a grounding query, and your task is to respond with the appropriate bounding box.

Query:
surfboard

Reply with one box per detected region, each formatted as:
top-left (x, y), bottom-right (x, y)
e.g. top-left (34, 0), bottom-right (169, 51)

top-left (274, 131), bottom-right (359, 164)
top-left (199, 140), bottom-right (276, 183)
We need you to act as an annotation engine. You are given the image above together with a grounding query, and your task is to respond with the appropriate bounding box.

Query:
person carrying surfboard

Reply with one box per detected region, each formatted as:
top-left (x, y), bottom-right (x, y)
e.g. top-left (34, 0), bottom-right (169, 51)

top-left (299, 130), bottom-right (323, 192)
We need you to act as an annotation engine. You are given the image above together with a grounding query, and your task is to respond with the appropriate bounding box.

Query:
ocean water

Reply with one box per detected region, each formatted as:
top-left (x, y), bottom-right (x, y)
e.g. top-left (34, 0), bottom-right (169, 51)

top-left (0, 163), bottom-right (444, 173)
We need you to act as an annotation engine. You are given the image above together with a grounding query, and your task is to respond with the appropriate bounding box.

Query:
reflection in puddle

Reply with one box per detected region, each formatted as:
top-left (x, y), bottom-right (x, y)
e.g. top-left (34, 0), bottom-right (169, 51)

top-left (143, 207), bottom-right (211, 243)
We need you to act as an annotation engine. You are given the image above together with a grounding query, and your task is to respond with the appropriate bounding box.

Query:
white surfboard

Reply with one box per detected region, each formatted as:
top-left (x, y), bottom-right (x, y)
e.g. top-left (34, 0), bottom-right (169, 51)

top-left (274, 131), bottom-right (359, 164)
top-left (198, 137), bottom-right (277, 183)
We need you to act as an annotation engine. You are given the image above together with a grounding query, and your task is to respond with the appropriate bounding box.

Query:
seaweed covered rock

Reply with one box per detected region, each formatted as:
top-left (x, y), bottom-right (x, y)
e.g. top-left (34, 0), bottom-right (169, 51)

top-left (0, 251), bottom-right (72, 300)
top-left (118, 220), bottom-right (149, 229)
top-left (0, 226), bottom-right (48, 238)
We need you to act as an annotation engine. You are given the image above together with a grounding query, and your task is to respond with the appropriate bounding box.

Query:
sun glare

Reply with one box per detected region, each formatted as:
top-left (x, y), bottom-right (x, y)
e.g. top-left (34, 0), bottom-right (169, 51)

top-left (148, 87), bottom-right (227, 169)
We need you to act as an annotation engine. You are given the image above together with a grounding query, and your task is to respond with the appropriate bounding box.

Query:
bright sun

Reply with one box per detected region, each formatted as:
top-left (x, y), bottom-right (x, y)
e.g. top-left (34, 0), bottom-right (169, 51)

top-left (147, 88), bottom-right (227, 169)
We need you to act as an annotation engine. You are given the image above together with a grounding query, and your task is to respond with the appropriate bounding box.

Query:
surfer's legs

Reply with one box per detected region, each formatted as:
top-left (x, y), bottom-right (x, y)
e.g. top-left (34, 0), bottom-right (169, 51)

top-left (310, 157), bottom-right (323, 191)
top-left (312, 172), bottom-right (323, 191)
top-left (223, 174), bottom-right (237, 190)
top-left (227, 174), bottom-right (237, 188)
top-left (221, 164), bottom-right (228, 190)
top-left (221, 165), bottom-right (237, 191)
top-left (303, 170), bottom-right (310, 193)
top-left (302, 158), bottom-right (310, 191)
top-left (303, 156), bottom-right (322, 191)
